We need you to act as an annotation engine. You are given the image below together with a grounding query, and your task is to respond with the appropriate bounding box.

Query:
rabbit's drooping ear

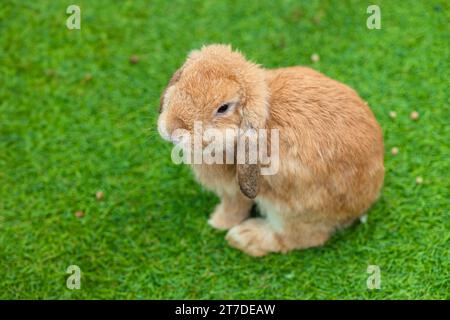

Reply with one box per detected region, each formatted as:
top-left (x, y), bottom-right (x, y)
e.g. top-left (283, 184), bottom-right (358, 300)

top-left (236, 129), bottom-right (260, 199)
top-left (236, 99), bottom-right (268, 199)
top-left (235, 61), bottom-right (269, 199)
top-left (159, 66), bottom-right (184, 113)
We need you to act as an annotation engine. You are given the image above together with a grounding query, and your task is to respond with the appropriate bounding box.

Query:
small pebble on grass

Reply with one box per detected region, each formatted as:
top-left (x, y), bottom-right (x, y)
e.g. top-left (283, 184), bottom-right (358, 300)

top-left (391, 147), bottom-right (399, 156)
top-left (129, 55), bottom-right (140, 64)
top-left (410, 111), bottom-right (420, 120)
top-left (75, 211), bottom-right (84, 218)
top-left (96, 191), bottom-right (104, 201)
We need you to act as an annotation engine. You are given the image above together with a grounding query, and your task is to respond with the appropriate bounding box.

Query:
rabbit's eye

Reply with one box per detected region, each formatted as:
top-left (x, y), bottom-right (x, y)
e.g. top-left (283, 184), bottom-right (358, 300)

top-left (216, 103), bottom-right (230, 114)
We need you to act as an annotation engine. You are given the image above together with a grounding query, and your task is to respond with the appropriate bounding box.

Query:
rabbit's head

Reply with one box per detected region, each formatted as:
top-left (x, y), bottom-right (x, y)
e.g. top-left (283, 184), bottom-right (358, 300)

top-left (157, 44), bottom-right (269, 198)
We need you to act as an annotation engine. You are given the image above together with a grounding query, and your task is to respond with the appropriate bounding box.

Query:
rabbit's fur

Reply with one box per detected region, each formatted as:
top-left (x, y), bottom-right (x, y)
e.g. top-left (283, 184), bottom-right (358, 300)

top-left (157, 44), bottom-right (384, 256)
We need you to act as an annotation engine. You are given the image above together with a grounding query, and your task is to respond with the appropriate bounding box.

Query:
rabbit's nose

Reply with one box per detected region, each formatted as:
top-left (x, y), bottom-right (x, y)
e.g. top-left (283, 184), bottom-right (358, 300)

top-left (166, 116), bottom-right (186, 135)
top-left (158, 113), bottom-right (186, 142)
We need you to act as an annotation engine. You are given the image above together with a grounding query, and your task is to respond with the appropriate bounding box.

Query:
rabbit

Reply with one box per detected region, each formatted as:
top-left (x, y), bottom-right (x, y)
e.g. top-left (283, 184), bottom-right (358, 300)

top-left (157, 44), bottom-right (384, 257)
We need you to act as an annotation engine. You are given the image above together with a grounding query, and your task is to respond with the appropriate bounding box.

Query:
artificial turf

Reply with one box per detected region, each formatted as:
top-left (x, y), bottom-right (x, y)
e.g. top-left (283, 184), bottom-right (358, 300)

top-left (0, 0), bottom-right (448, 299)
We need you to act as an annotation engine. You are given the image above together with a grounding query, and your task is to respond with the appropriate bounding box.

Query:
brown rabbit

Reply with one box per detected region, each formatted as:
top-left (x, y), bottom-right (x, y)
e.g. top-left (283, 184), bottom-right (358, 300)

top-left (157, 44), bottom-right (384, 257)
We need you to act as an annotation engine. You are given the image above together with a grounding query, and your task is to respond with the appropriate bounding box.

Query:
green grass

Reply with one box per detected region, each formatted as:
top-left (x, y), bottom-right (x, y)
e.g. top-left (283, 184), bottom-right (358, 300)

top-left (0, 0), bottom-right (449, 299)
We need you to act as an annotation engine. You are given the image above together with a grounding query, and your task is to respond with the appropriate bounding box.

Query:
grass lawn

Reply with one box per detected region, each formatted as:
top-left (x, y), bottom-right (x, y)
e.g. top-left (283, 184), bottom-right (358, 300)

top-left (0, 0), bottom-right (449, 299)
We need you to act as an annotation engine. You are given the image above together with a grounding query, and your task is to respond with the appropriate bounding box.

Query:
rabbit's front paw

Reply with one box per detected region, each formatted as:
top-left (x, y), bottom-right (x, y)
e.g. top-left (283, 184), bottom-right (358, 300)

top-left (225, 218), bottom-right (281, 257)
top-left (208, 202), bottom-right (250, 231)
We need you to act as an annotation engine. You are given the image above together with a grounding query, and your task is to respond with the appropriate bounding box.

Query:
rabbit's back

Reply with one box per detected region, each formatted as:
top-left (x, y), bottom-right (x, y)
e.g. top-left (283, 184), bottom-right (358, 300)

top-left (260, 66), bottom-right (384, 223)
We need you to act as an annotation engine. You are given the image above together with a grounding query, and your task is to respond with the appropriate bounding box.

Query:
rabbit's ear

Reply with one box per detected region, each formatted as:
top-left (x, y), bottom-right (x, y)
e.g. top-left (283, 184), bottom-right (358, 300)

top-left (159, 67), bottom-right (184, 113)
top-left (235, 72), bottom-right (269, 199)
top-left (237, 160), bottom-right (260, 199)
top-left (236, 112), bottom-right (262, 199)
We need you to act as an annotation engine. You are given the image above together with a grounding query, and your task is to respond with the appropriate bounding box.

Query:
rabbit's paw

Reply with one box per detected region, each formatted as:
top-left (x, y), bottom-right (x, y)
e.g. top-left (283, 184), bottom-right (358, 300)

top-left (208, 203), bottom-right (249, 231)
top-left (225, 218), bottom-right (280, 257)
